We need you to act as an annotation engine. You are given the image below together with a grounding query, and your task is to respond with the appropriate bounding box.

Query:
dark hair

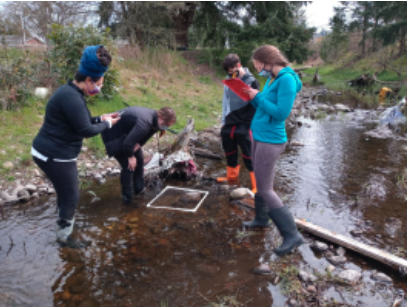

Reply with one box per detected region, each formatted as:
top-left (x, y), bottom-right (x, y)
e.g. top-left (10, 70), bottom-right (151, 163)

top-left (74, 46), bottom-right (112, 82)
top-left (222, 53), bottom-right (240, 72)
top-left (97, 46), bottom-right (112, 66)
top-left (252, 45), bottom-right (289, 67)
top-left (74, 71), bottom-right (101, 82)
top-left (157, 107), bottom-right (176, 125)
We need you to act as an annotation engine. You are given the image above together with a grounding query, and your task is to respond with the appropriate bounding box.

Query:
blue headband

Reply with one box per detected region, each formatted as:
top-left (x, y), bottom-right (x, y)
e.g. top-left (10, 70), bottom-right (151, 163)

top-left (79, 45), bottom-right (109, 78)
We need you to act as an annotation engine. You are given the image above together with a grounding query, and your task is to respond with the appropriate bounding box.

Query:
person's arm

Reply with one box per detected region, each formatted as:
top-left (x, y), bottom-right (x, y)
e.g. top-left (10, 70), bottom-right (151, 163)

top-left (221, 86), bottom-right (228, 125)
top-left (122, 119), bottom-right (150, 157)
top-left (61, 94), bottom-right (110, 138)
top-left (252, 75), bottom-right (296, 121)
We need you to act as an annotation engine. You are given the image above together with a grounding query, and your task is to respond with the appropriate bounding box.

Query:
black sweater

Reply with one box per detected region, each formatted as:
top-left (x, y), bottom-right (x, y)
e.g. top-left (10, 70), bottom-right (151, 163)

top-left (101, 106), bottom-right (159, 157)
top-left (33, 82), bottom-right (109, 159)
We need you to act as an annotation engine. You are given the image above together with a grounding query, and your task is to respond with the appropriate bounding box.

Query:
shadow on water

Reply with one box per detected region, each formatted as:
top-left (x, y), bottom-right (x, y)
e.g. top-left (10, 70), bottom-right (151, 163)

top-left (1, 110), bottom-right (407, 306)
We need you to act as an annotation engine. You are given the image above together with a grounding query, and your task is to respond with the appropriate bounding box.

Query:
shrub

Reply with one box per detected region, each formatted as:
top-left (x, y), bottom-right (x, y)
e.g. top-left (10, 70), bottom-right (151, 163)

top-left (47, 24), bottom-right (120, 100)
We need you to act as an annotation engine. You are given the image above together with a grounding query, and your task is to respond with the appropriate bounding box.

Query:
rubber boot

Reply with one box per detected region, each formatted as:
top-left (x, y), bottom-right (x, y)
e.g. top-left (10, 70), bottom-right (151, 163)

top-left (56, 217), bottom-right (75, 243)
top-left (217, 165), bottom-right (240, 183)
top-left (122, 185), bottom-right (133, 203)
top-left (249, 172), bottom-right (257, 194)
top-left (242, 194), bottom-right (271, 228)
top-left (268, 206), bottom-right (304, 256)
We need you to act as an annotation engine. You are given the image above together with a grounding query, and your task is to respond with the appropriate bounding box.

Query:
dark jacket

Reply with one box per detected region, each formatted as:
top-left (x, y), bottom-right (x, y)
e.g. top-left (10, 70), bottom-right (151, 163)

top-left (222, 68), bottom-right (260, 126)
top-left (32, 81), bottom-right (109, 159)
top-left (101, 106), bottom-right (159, 157)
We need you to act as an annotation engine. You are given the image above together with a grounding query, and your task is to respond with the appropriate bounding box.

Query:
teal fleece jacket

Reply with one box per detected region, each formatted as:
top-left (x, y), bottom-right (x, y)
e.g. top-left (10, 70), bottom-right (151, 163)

top-left (250, 67), bottom-right (302, 144)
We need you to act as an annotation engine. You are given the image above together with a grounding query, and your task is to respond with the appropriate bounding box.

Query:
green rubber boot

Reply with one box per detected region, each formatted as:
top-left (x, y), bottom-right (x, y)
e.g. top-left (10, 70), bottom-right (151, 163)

top-left (268, 206), bottom-right (304, 256)
top-left (242, 194), bottom-right (271, 228)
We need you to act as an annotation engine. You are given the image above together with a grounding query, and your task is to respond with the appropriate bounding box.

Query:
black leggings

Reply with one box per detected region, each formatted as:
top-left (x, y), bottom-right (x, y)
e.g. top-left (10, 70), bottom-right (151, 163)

top-left (33, 157), bottom-right (79, 220)
top-left (221, 124), bottom-right (253, 171)
top-left (114, 148), bottom-right (144, 193)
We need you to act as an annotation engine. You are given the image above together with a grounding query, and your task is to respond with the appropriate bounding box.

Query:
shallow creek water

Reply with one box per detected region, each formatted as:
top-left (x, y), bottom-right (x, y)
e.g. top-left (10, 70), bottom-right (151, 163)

top-left (1, 110), bottom-right (407, 307)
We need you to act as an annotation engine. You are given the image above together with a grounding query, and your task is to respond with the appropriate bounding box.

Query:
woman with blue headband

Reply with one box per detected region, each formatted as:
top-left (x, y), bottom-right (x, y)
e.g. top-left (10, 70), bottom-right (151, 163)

top-left (32, 45), bottom-right (120, 247)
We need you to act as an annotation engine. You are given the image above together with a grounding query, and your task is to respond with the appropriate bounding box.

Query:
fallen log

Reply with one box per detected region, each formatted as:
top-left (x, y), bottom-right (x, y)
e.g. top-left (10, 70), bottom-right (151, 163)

top-left (296, 218), bottom-right (407, 271)
top-left (191, 147), bottom-right (223, 160)
top-left (237, 200), bottom-right (407, 271)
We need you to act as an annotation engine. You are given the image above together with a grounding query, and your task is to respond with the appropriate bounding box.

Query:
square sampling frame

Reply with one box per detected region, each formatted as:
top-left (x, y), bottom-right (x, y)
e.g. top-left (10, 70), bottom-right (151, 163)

top-left (146, 185), bottom-right (209, 212)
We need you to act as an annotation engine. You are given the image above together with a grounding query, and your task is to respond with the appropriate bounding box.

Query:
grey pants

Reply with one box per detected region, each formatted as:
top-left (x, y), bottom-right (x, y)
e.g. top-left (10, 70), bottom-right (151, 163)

top-left (252, 140), bottom-right (287, 210)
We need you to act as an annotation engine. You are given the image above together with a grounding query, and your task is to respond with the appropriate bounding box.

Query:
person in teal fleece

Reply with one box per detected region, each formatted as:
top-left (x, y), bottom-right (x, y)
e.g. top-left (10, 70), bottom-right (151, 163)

top-left (242, 45), bottom-right (304, 256)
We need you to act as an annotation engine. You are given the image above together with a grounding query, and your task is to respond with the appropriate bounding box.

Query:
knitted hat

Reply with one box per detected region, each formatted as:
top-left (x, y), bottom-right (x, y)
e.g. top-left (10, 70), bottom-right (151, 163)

top-left (79, 45), bottom-right (108, 78)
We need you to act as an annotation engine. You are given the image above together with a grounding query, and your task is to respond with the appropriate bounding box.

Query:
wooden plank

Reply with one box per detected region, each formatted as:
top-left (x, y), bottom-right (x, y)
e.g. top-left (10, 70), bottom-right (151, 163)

top-left (295, 218), bottom-right (407, 271)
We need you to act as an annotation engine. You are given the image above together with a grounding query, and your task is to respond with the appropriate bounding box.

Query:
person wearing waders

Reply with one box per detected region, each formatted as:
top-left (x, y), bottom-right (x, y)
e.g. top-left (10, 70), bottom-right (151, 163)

top-left (217, 54), bottom-right (260, 193)
top-left (101, 107), bottom-right (176, 203)
top-left (32, 46), bottom-right (120, 247)
top-left (243, 45), bottom-right (305, 256)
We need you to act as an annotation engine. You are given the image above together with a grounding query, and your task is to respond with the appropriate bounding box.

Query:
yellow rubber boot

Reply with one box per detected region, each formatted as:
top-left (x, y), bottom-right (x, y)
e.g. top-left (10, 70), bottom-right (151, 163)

top-left (250, 172), bottom-right (257, 194)
top-left (217, 165), bottom-right (240, 183)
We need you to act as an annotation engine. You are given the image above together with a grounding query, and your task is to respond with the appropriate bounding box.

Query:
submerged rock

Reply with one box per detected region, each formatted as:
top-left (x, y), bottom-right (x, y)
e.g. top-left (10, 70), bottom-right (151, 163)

top-left (253, 263), bottom-right (272, 275)
top-left (311, 241), bottom-right (329, 252)
top-left (326, 254), bottom-right (347, 265)
top-left (337, 270), bottom-right (361, 283)
top-left (371, 271), bottom-right (392, 283)
top-left (350, 229), bottom-right (364, 237)
top-left (336, 246), bottom-right (346, 257)
top-left (180, 192), bottom-right (202, 203)
top-left (230, 188), bottom-right (254, 199)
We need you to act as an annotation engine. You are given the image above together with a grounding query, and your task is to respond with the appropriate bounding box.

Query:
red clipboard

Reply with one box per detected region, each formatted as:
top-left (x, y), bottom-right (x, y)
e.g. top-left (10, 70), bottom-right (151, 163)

top-left (222, 78), bottom-right (251, 102)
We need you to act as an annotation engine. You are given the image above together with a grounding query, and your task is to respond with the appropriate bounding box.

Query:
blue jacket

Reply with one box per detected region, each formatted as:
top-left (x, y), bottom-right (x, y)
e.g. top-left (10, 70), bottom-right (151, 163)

top-left (250, 67), bottom-right (302, 144)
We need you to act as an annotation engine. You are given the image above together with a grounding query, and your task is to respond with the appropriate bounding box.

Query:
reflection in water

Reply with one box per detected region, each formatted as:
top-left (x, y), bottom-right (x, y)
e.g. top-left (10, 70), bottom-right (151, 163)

top-left (1, 110), bottom-right (407, 306)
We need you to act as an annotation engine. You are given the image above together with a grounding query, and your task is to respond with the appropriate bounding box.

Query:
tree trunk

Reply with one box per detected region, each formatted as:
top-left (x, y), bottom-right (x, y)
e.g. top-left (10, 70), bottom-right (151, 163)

top-left (399, 27), bottom-right (406, 57)
top-left (173, 2), bottom-right (197, 47)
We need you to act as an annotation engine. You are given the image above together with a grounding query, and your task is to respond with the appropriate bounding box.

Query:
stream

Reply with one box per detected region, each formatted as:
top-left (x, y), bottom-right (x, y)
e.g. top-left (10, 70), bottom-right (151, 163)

top-left (1, 109), bottom-right (407, 307)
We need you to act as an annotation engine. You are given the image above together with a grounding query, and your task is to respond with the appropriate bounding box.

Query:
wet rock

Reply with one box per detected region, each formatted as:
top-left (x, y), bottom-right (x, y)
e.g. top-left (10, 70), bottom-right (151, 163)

top-left (180, 192), bottom-right (202, 203)
top-left (334, 103), bottom-right (350, 112)
top-left (288, 298), bottom-right (297, 306)
top-left (2, 161), bottom-right (14, 169)
top-left (116, 287), bottom-right (127, 298)
top-left (350, 229), bottom-right (364, 237)
top-left (72, 294), bottom-right (84, 303)
top-left (17, 189), bottom-right (30, 202)
top-left (298, 270), bottom-right (317, 282)
top-left (385, 217), bottom-right (402, 238)
top-left (371, 271), bottom-right (392, 283)
top-left (337, 270), bottom-right (361, 283)
top-left (326, 265), bottom-right (336, 273)
top-left (47, 187), bottom-right (55, 194)
top-left (32, 169), bottom-right (41, 177)
top-left (70, 284), bottom-right (84, 294)
top-left (0, 191), bottom-right (18, 202)
top-left (111, 169), bottom-right (121, 175)
top-left (30, 192), bottom-right (39, 200)
top-left (196, 263), bottom-right (220, 276)
top-left (326, 254), bottom-right (347, 265)
top-left (24, 184), bottom-right (37, 193)
top-left (364, 125), bottom-right (394, 140)
top-left (253, 263), bottom-right (272, 275)
top-left (94, 173), bottom-right (103, 180)
top-left (307, 285), bottom-right (317, 293)
top-left (336, 246), bottom-right (346, 257)
top-left (230, 188), bottom-right (254, 199)
top-left (311, 241), bottom-right (329, 252)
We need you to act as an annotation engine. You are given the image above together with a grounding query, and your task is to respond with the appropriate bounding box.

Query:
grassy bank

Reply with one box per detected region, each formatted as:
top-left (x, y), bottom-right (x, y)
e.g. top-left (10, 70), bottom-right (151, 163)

top-left (299, 51), bottom-right (407, 107)
top-left (0, 48), bottom-right (223, 180)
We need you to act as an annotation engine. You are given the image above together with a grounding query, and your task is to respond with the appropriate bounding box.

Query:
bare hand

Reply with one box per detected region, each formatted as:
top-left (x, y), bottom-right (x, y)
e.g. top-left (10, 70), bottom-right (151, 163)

top-left (128, 156), bottom-right (137, 171)
top-left (103, 115), bottom-right (120, 126)
top-left (244, 88), bottom-right (259, 100)
top-left (101, 113), bottom-right (120, 121)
